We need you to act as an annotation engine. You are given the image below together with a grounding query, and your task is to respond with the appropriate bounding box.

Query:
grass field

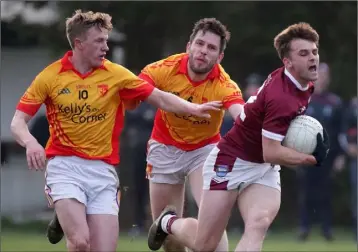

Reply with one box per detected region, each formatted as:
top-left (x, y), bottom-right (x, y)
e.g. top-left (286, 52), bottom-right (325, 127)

top-left (1, 229), bottom-right (356, 251)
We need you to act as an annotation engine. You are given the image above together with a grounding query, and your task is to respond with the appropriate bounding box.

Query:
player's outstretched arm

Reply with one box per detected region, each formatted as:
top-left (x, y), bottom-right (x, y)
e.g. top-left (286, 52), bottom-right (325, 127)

top-left (10, 110), bottom-right (46, 170)
top-left (262, 136), bottom-right (317, 167)
top-left (145, 88), bottom-right (222, 118)
top-left (11, 110), bottom-right (36, 147)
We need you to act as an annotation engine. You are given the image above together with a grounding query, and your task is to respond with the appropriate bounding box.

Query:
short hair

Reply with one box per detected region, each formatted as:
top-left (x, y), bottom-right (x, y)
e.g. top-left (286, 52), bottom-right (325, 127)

top-left (273, 22), bottom-right (319, 60)
top-left (66, 9), bottom-right (113, 49)
top-left (189, 18), bottom-right (231, 53)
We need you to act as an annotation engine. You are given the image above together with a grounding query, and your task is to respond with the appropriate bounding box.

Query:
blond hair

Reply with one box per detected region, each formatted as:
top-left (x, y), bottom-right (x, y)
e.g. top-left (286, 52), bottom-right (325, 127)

top-left (274, 22), bottom-right (319, 60)
top-left (66, 9), bottom-right (113, 49)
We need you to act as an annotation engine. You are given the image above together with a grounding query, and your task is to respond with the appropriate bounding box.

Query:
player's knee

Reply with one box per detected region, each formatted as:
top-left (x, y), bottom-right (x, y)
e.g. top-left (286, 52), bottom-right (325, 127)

top-left (245, 211), bottom-right (273, 232)
top-left (193, 239), bottom-right (217, 252)
top-left (182, 217), bottom-right (198, 230)
top-left (67, 234), bottom-right (90, 252)
top-left (193, 231), bottom-right (221, 252)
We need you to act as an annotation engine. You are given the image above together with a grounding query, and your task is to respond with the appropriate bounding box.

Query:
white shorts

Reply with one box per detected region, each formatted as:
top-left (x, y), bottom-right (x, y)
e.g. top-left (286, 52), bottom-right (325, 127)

top-left (44, 156), bottom-right (120, 215)
top-left (203, 147), bottom-right (281, 193)
top-left (146, 139), bottom-right (216, 184)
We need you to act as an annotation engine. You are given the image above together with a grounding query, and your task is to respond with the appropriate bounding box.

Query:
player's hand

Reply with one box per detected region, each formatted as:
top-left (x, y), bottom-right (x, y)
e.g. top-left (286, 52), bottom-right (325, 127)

top-left (190, 101), bottom-right (222, 118)
top-left (25, 140), bottom-right (46, 170)
top-left (312, 128), bottom-right (330, 167)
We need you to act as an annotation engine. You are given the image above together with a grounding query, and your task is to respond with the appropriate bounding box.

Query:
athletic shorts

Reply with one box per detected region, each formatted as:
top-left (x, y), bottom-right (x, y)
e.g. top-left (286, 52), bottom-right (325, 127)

top-left (44, 156), bottom-right (120, 215)
top-left (203, 146), bottom-right (281, 193)
top-left (146, 139), bottom-right (216, 184)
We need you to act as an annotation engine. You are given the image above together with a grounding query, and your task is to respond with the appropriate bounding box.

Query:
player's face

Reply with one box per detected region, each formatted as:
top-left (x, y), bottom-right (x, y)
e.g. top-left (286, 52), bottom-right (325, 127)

top-left (284, 39), bottom-right (319, 83)
top-left (78, 27), bottom-right (109, 68)
top-left (187, 30), bottom-right (224, 74)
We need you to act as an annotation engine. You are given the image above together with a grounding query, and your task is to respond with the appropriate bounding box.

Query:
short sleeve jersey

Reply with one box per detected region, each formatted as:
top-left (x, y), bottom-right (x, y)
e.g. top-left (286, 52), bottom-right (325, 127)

top-left (218, 67), bottom-right (314, 163)
top-left (17, 51), bottom-right (154, 165)
top-left (139, 53), bottom-right (244, 151)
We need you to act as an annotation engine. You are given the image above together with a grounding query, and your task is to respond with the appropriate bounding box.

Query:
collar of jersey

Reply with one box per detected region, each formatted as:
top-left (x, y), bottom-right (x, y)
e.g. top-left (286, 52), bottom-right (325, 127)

top-left (177, 54), bottom-right (220, 85)
top-left (284, 68), bottom-right (310, 91)
top-left (60, 51), bottom-right (107, 79)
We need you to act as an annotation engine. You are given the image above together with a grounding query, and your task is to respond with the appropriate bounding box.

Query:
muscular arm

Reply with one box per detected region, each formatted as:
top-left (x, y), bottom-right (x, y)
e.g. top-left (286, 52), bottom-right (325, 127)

top-left (145, 88), bottom-right (220, 117)
top-left (262, 136), bottom-right (317, 167)
top-left (10, 110), bottom-right (37, 147)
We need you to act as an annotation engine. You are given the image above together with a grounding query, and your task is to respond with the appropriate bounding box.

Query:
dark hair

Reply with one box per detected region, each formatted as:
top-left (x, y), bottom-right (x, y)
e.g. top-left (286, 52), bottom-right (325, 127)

top-left (189, 18), bottom-right (231, 53)
top-left (273, 22), bottom-right (319, 60)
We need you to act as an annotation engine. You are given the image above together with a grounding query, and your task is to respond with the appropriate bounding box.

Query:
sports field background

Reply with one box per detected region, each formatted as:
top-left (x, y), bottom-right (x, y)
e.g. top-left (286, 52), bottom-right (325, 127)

top-left (2, 226), bottom-right (356, 251)
top-left (1, 2), bottom-right (357, 252)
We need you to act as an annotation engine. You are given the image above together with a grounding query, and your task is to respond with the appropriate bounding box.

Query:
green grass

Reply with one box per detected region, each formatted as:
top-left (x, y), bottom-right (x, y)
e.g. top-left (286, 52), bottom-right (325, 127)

top-left (1, 229), bottom-right (356, 251)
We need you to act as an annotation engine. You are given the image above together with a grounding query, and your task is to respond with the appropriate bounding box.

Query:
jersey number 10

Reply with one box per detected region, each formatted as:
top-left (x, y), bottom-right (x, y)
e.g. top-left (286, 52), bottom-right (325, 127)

top-left (79, 90), bottom-right (88, 100)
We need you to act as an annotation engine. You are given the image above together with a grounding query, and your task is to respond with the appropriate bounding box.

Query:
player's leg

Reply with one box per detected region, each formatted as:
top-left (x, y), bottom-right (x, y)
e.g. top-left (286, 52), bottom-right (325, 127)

top-left (46, 185), bottom-right (89, 251)
top-left (191, 190), bottom-right (237, 251)
top-left (46, 210), bottom-right (64, 244)
top-left (146, 140), bottom-right (187, 252)
top-left (87, 215), bottom-right (119, 251)
top-left (148, 190), bottom-right (237, 252)
top-left (45, 157), bottom-right (90, 252)
top-left (148, 146), bottom-right (238, 251)
top-left (86, 194), bottom-right (119, 251)
top-left (85, 162), bottom-right (120, 252)
top-left (149, 179), bottom-right (186, 252)
top-left (188, 166), bottom-right (229, 251)
top-left (234, 167), bottom-right (281, 252)
top-left (55, 199), bottom-right (90, 252)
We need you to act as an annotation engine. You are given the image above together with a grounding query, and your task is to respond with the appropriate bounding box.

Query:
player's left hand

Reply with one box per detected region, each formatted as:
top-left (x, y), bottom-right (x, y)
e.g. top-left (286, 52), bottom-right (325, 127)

top-left (25, 139), bottom-right (46, 171)
top-left (312, 128), bottom-right (330, 167)
top-left (190, 101), bottom-right (222, 118)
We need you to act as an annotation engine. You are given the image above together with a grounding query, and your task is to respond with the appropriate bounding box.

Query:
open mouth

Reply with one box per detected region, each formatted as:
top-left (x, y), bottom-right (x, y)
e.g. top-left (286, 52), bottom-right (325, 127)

top-left (308, 65), bottom-right (317, 72)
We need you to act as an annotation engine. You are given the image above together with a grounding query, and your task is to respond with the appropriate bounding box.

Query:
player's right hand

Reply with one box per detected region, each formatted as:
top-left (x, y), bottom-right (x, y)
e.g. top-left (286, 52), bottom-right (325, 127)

top-left (190, 101), bottom-right (223, 119)
top-left (25, 140), bottom-right (46, 170)
top-left (312, 129), bottom-right (330, 167)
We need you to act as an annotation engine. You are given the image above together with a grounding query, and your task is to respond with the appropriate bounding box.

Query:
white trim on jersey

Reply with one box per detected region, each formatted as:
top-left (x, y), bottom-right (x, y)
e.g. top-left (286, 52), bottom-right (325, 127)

top-left (284, 68), bottom-right (309, 91)
top-left (262, 129), bottom-right (285, 141)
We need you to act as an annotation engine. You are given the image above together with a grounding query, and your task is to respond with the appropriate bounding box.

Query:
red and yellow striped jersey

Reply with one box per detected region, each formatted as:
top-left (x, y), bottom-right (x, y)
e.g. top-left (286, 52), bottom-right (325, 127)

top-left (139, 53), bottom-right (244, 151)
top-left (17, 51), bottom-right (154, 165)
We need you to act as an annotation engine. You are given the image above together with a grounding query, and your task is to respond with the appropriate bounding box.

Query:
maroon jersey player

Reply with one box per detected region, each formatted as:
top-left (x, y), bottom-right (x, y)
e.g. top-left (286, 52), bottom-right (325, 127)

top-left (147, 22), bottom-right (330, 252)
top-left (218, 67), bottom-right (314, 164)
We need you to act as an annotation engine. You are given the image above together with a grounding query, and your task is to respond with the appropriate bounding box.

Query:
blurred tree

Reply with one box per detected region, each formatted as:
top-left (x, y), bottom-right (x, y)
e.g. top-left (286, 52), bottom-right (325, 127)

top-left (2, 1), bottom-right (356, 98)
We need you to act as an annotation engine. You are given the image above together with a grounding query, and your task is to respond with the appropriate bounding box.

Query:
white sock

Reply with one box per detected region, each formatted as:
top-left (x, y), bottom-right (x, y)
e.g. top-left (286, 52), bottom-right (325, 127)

top-left (161, 214), bottom-right (176, 234)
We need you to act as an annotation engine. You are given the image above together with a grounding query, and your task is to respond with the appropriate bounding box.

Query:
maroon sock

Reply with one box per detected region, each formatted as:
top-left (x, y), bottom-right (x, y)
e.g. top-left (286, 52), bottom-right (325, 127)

top-left (166, 216), bottom-right (179, 234)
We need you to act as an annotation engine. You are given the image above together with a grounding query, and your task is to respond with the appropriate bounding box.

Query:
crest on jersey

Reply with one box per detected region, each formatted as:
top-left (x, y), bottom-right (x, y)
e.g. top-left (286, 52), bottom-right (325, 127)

top-left (97, 84), bottom-right (109, 96)
top-left (214, 165), bottom-right (229, 178)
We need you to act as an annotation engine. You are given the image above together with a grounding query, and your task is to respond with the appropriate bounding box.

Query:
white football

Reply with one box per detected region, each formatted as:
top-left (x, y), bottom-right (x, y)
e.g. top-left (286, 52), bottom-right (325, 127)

top-left (282, 115), bottom-right (323, 154)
